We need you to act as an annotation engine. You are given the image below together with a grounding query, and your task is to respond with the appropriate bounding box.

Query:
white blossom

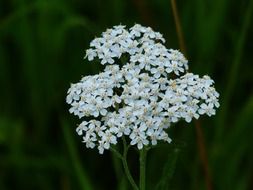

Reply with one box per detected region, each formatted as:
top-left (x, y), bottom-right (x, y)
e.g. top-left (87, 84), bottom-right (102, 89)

top-left (66, 24), bottom-right (220, 154)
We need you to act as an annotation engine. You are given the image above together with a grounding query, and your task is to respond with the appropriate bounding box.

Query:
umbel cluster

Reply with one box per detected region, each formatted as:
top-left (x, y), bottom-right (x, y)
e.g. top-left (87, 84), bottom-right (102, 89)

top-left (66, 24), bottom-right (219, 154)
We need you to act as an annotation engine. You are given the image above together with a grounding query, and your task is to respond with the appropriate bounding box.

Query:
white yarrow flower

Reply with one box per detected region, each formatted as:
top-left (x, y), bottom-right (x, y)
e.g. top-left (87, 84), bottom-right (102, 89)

top-left (66, 24), bottom-right (219, 154)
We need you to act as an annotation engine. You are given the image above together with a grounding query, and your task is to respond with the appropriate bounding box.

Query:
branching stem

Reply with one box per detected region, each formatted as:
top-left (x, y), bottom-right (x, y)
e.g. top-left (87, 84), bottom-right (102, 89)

top-left (122, 137), bottom-right (139, 190)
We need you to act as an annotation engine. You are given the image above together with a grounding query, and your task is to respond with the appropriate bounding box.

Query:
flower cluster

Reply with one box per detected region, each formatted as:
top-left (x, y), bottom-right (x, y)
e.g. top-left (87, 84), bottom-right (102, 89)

top-left (66, 24), bottom-right (219, 154)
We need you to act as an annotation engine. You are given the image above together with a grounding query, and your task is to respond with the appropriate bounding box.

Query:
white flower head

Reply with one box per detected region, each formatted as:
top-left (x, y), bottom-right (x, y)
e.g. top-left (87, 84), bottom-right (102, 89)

top-left (67, 24), bottom-right (219, 154)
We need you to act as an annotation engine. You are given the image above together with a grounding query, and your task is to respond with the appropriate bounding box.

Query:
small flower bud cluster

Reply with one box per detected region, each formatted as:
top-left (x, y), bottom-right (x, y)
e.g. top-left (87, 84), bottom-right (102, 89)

top-left (66, 24), bottom-right (219, 154)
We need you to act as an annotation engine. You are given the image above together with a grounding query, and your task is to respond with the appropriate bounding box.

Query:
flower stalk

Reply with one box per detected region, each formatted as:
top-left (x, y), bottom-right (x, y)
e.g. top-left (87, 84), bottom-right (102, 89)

top-left (139, 148), bottom-right (147, 190)
top-left (122, 137), bottom-right (139, 190)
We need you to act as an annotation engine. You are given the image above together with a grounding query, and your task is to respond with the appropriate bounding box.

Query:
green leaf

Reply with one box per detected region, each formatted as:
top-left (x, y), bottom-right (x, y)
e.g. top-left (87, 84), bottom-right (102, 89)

top-left (156, 148), bottom-right (180, 190)
top-left (61, 118), bottom-right (94, 190)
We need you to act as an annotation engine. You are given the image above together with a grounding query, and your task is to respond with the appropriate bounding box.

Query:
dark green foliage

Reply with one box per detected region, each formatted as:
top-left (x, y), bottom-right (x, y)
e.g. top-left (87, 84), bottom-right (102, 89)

top-left (155, 148), bottom-right (180, 190)
top-left (0, 0), bottom-right (252, 189)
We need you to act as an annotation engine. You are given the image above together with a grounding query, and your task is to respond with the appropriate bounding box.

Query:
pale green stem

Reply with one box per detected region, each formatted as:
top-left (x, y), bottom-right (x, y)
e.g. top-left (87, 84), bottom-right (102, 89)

top-left (112, 105), bottom-right (138, 189)
top-left (111, 137), bottom-right (149, 190)
top-left (122, 137), bottom-right (139, 190)
top-left (139, 148), bottom-right (147, 190)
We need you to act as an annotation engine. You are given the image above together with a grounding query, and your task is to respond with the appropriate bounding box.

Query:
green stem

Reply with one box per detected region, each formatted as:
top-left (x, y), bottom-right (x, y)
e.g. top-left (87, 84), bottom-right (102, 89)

top-left (110, 146), bottom-right (123, 160)
top-left (139, 148), bottom-right (147, 190)
top-left (122, 137), bottom-right (139, 190)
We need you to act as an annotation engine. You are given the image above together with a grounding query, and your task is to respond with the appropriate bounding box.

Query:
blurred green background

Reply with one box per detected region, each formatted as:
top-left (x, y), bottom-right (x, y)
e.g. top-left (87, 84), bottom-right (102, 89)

top-left (0, 0), bottom-right (253, 189)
